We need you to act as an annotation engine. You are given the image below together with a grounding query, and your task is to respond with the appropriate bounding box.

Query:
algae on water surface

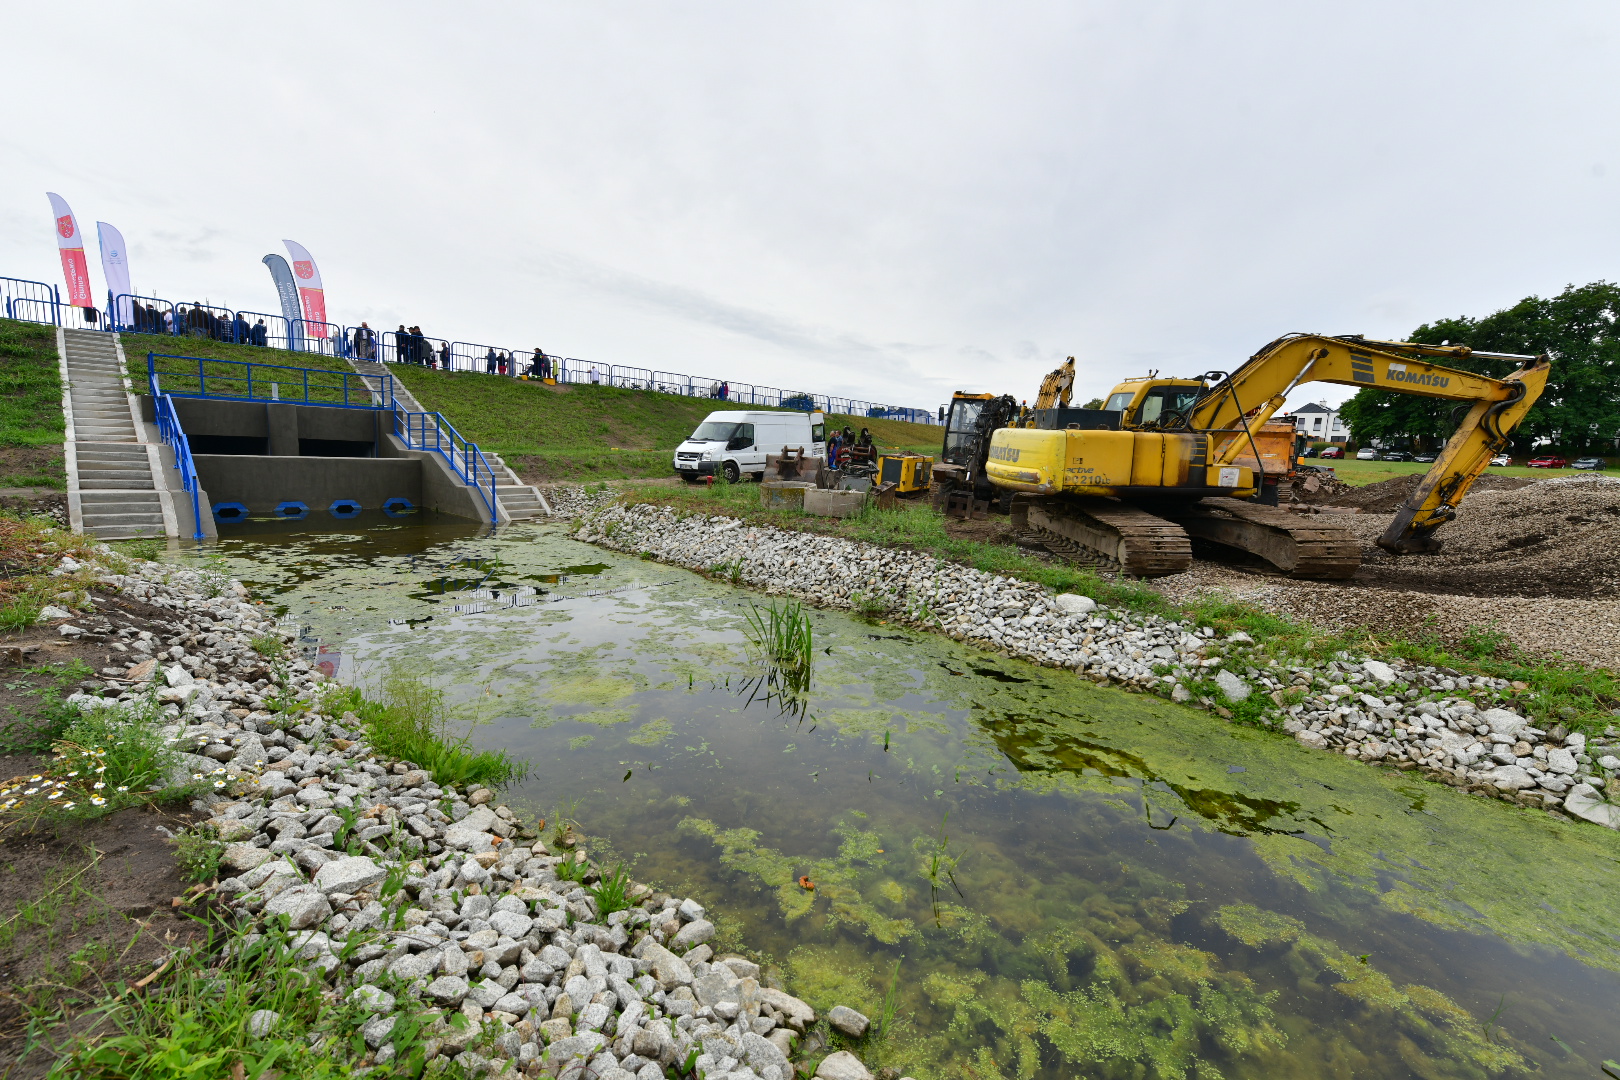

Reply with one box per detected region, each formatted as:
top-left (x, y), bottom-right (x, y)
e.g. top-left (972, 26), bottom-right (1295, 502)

top-left (190, 520), bottom-right (1620, 1079)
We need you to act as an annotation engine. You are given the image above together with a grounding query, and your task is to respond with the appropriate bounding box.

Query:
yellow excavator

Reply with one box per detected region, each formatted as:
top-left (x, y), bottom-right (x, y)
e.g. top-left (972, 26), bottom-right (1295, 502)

top-left (971, 334), bottom-right (1549, 578)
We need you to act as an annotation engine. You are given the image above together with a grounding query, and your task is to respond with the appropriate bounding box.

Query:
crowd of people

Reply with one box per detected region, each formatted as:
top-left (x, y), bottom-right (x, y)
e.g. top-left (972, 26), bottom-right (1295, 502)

top-left (87, 298), bottom-right (916, 418)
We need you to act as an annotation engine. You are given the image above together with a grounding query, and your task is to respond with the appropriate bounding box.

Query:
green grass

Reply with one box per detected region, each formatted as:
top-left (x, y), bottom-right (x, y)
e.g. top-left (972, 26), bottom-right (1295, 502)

top-left (127, 332), bottom-right (363, 408)
top-left (1323, 457), bottom-right (1554, 486)
top-left (0, 318), bottom-right (67, 489)
top-left (322, 664), bottom-right (521, 790)
top-left (53, 919), bottom-right (439, 1079)
top-left (0, 319), bottom-right (64, 447)
top-left (392, 365), bottom-right (940, 480)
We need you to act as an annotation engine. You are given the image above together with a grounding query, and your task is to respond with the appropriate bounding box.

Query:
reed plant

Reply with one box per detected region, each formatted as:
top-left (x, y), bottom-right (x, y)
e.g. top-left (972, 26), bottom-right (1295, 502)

top-left (743, 601), bottom-right (814, 695)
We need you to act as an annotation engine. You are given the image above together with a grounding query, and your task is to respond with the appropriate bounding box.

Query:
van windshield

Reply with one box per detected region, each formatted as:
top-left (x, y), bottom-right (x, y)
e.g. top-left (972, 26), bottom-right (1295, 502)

top-left (689, 422), bottom-right (738, 442)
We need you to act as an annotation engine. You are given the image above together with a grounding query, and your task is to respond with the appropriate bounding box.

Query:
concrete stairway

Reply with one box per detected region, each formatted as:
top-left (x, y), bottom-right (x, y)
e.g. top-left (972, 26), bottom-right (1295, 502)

top-left (478, 451), bottom-right (547, 519)
top-left (60, 329), bottom-right (169, 539)
top-left (348, 358), bottom-right (552, 522)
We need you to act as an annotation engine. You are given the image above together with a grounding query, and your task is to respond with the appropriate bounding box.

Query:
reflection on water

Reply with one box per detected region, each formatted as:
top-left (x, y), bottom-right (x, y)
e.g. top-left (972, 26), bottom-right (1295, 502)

top-left (190, 520), bottom-right (1620, 1078)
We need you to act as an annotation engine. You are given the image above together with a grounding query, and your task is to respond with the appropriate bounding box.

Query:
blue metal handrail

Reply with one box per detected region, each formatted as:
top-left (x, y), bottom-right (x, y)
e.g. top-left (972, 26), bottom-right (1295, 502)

top-left (390, 401), bottom-right (498, 521)
top-left (152, 393), bottom-right (204, 541)
top-left (146, 353), bottom-right (391, 410)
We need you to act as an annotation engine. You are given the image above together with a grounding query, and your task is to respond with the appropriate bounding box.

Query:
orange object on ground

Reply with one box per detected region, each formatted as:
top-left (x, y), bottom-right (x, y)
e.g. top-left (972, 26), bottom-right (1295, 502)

top-left (798, 875), bottom-right (815, 890)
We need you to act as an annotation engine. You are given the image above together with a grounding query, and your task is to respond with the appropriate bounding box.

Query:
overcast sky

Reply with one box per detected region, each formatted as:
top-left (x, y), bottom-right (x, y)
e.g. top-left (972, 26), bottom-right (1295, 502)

top-left (2, 2), bottom-right (1616, 414)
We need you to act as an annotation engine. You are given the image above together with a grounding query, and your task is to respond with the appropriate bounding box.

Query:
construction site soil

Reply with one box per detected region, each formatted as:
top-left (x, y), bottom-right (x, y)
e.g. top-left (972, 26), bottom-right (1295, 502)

top-left (1158, 474), bottom-right (1620, 667)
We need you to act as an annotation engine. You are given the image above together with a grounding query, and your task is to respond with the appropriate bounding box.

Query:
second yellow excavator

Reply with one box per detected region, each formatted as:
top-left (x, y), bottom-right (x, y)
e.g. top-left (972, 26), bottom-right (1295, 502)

top-left (976, 333), bottom-right (1550, 578)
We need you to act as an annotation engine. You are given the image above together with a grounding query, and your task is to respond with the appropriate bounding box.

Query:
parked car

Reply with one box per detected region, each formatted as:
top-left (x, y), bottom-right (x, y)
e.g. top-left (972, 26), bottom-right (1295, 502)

top-left (1355, 447), bottom-right (1378, 460)
top-left (1380, 451), bottom-right (1410, 462)
top-left (1572, 457), bottom-right (1607, 470)
top-left (673, 409), bottom-right (827, 483)
top-left (1489, 454), bottom-right (1511, 466)
top-left (1527, 455), bottom-right (1568, 469)
top-left (1412, 453), bottom-right (1437, 463)
top-left (1317, 446), bottom-right (1344, 459)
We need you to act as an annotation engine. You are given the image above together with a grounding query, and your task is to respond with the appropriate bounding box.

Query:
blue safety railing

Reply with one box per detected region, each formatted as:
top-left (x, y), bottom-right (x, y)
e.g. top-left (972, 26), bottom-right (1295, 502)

top-left (2, 275), bottom-right (937, 422)
top-left (151, 393), bottom-right (204, 541)
top-left (146, 353), bottom-right (391, 409)
top-left (390, 402), bottom-right (498, 521)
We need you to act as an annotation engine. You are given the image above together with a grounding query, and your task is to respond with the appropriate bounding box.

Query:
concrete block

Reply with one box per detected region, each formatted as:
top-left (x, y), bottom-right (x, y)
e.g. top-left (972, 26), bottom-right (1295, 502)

top-left (760, 482), bottom-right (815, 510)
top-left (804, 488), bottom-right (867, 518)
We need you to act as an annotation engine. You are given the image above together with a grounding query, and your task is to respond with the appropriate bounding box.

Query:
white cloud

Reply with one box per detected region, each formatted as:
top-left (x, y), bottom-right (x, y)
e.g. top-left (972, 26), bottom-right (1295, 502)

top-left (1, 1), bottom-right (1615, 415)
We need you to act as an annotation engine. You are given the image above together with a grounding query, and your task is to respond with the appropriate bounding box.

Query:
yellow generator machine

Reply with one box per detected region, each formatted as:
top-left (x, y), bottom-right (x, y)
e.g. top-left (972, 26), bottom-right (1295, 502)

top-left (878, 452), bottom-right (932, 495)
top-left (982, 334), bottom-right (1550, 578)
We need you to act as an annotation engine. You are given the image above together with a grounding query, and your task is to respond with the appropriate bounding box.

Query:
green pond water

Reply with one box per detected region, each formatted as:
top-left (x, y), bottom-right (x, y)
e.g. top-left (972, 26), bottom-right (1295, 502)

top-left (193, 514), bottom-right (1620, 1079)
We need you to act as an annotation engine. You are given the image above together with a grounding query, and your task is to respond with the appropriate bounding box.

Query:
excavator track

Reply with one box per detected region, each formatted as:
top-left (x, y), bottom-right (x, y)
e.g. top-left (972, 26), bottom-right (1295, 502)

top-left (1015, 497), bottom-right (1193, 578)
top-left (1168, 497), bottom-right (1361, 579)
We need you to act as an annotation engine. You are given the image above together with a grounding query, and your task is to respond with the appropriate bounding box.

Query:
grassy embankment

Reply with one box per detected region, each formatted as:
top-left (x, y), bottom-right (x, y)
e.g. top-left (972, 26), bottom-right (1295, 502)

top-left (121, 331), bottom-right (360, 403)
top-left (608, 478), bottom-right (1620, 738)
top-left (0, 318), bottom-right (66, 489)
top-left (392, 364), bottom-right (938, 481)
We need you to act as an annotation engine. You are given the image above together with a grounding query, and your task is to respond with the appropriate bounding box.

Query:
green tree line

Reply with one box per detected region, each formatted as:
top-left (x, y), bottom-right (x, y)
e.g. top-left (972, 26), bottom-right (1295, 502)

top-left (1338, 280), bottom-right (1620, 454)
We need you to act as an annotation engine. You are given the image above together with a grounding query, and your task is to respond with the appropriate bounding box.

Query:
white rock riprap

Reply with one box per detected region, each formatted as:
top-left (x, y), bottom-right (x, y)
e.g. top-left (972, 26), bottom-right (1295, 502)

top-left (47, 545), bottom-right (833, 1079)
top-left (576, 500), bottom-right (1620, 829)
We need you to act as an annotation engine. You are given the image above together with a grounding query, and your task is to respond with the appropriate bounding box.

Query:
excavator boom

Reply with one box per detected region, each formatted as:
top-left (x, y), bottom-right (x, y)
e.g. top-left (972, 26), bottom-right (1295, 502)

top-left (1186, 334), bottom-right (1549, 553)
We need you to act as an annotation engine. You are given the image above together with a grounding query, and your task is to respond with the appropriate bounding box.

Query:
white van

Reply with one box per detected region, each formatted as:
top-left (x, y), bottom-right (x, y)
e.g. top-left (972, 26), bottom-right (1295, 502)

top-left (673, 410), bottom-right (826, 483)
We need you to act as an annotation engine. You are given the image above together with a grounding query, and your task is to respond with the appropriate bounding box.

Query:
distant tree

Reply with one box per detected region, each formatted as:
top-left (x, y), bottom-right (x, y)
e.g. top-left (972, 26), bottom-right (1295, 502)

top-left (1338, 281), bottom-right (1620, 454)
top-left (1081, 397), bottom-right (1105, 410)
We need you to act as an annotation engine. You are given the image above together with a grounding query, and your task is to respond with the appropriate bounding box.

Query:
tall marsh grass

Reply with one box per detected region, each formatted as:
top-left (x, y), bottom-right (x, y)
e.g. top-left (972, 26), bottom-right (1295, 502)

top-left (743, 600), bottom-right (814, 696)
top-left (324, 664), bottom-right (521, 789)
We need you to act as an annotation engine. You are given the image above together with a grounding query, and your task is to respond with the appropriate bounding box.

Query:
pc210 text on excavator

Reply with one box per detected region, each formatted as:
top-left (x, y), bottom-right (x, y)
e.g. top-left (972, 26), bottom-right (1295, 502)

top-left (937, 334), bottom-right (1549, 579)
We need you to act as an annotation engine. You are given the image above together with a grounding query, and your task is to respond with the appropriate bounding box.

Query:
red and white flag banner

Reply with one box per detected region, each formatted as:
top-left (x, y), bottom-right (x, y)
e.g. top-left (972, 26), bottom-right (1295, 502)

top-left (46, 193), bottom-right (93, 307)
top-left (282, 240), bottom-right (327, 337)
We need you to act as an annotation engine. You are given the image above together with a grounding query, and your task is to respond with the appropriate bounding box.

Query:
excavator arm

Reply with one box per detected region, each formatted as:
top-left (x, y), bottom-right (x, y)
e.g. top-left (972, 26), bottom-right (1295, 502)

top-left (1184, 334), bottom-right (1549, 554)
top-left (1034, 357), bottom-right (1076, 409)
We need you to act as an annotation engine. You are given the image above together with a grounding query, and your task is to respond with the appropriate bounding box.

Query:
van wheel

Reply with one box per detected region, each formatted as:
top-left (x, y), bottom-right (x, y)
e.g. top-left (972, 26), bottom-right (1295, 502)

top-left (723, 461), bottom-right (741, 484)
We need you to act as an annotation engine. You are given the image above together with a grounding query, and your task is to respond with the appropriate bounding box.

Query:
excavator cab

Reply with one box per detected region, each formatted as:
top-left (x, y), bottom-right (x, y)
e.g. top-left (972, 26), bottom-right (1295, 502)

top-left (1102, 379), bottom-right (1207, 429)
top-left (940, 393), bottom-right (996, 469)
top-left (936, 391), bottom-right (1019, 518)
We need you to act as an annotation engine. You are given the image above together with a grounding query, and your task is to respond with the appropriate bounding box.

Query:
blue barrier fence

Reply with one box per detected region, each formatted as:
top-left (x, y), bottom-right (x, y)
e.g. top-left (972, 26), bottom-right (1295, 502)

top-left (147, 351), bottom-right (498, 522)
top-left (0, 273), bottom-right (937, 424)
top-left (147, 352), bottom-right (391, 409)
top-left (151, 392), bottom-right (204, 541)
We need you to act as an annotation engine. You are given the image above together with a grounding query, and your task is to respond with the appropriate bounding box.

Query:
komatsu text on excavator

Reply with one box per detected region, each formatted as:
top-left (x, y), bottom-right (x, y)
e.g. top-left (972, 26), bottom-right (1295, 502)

top-left (939, 335), bottom-right (1549, 578)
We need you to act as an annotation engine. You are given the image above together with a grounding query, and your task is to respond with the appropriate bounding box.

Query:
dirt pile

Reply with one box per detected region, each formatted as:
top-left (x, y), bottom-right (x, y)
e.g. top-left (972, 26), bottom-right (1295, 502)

top-left (1342, 475), bottom-right (1620, 599)
top-left (1294, 471), bottom-right (1533, 513)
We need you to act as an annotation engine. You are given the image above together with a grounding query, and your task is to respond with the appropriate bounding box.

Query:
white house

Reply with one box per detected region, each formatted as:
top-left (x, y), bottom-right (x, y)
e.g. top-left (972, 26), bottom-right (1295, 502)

top-left (1282, 401), bottom-right (1350, 444)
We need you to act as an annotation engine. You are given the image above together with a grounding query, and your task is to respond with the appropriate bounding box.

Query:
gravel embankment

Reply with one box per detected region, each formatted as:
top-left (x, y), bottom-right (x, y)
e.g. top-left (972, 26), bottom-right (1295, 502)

top-left (1158, 474), bottom-right (1620, 664)
top-left (50, 548), bottom-right (885, 1080)
top-left (574, 500), bottom-right (1620, 831)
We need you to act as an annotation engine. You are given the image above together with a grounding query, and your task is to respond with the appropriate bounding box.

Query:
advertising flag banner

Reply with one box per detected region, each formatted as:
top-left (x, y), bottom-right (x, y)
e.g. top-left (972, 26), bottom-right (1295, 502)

top-left (262, 254), bottom-right (306, 352)
top-left (281, 240), bottom-right (327, 337)
top-left (97, 222), bottom-right (132, 326)
top-left (45, 193), bottom-right (93, 307)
